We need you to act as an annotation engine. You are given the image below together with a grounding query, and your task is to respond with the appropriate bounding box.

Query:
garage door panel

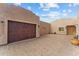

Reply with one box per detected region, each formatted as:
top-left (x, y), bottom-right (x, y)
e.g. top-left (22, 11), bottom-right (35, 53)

top-left (8, 20), bottom-right (36, 43)
top-left (66, 25), bottom-right (76, 35)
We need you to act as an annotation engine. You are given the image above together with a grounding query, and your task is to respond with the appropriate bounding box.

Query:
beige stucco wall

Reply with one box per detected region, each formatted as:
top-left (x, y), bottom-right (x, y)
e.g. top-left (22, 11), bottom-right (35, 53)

top-left (50, 18), bottom-right (78, 35)
top-left (0, 17), bottom-right (8, 45)
top-left (40, 21), bottom-right (50, 36)
top-left (75, 16), bottom-right (79, 36)
top-left (0, 4), bottom-right (40, 45)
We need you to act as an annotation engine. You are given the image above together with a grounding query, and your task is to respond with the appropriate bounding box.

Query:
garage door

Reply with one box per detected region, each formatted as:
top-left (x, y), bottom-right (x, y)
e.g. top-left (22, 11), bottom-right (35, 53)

top-left (66, 25), bottom-right (76, 35)
top-left (8, 20), bottom-right (36, 43)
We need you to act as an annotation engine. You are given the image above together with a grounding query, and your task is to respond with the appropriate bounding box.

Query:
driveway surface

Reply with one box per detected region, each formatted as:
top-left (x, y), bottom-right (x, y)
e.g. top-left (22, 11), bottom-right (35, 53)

top-left (0, 34), bottom-right (79, 56)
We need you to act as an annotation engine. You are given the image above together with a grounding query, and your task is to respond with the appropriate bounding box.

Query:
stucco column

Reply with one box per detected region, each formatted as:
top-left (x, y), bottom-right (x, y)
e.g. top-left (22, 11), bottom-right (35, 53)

top-left (36, 25), bottom-right (40, 37)
top-left (76, 24), bottom-right (79, 39)
top-left (0, 19), bottom-right (7, 45)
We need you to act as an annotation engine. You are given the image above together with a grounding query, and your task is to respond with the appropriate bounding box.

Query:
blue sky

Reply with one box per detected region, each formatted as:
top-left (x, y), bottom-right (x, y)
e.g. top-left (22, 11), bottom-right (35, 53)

top-left (19, 3), bottom-right (79, 23)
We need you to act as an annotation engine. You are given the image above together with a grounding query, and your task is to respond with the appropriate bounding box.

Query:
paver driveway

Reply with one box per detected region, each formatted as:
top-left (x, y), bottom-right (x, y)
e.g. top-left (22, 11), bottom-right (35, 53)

top-left (0, 34), bottom-right (79, 56)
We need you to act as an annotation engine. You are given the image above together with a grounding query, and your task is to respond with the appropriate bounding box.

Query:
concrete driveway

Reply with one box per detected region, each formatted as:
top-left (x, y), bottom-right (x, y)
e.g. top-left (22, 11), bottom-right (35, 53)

top-left (0, 34), bottom-right (79, 56)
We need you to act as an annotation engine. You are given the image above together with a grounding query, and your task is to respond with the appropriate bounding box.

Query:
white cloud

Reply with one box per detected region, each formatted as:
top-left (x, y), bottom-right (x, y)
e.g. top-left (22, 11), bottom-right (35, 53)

top-left (68, 3), bottom-right (73, 7)
top-left (39, 3), bottom-right (59, 11)
top-left (35, 13), bottom-right (39, 16)
top-left (47, 3), bottom-right (59, 8)
top-left (62, 9), bottom-right (72, 16)
top-left (27, 6), bottom-right (32, 10)
top-left (14, 3), bottom-right (21, 6)
top-left (48, 12), bottom-right (60, 18)
top-left (62, 13), bottom-right (68, 16)
top-left (62, 10), bottom-right (66, 13)
top-left (68, 9), bottom-right (72, 13)
top-left (41, 11), bottom-right (60, 19)
top-left (40, 3), bottom-right (45, 8)
top-left (41, 14), bottom-right (47, 17)
top-left (42, 8), bottom-right (49, 11)
top-left (40, 17), bottom-right (57, 23)
top-left (40, 12), bottom-right (60, 23)
top-left (68, 3), bottom-right (79, 7)
top-left (73, 3), bottom-right (79, 6)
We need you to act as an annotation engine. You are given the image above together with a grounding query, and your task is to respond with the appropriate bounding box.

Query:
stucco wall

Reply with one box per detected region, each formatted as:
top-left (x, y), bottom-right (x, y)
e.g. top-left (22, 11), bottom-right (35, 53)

top-left (0, 4), bottom-right (40, 45)
top-left (40, 21), bottom-right (50, 36)
top-left (0, 17), bottom-right (7, 45)
top-left (50, 19), bottom-right (77, 35)
top-left (75, 16), bottom-right (79, 36)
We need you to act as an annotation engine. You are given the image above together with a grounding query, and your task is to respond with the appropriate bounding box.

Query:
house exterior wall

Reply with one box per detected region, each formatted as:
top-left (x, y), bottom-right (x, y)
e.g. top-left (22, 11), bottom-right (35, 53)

top-left (40, 21), bottom-right (50, 36)
top-left (0, 18), bottom-right (7, 45)
top-left (0, 4), bottom-right (40, 45)
top-left (75, 16), bottom-right (79, 38)
top-left (50, 19), bottom-right (77, 35)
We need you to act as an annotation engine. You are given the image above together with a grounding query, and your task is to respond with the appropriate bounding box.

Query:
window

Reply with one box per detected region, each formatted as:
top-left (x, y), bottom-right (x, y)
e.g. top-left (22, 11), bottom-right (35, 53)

top-left (59, 27), bottom-right (64, 31)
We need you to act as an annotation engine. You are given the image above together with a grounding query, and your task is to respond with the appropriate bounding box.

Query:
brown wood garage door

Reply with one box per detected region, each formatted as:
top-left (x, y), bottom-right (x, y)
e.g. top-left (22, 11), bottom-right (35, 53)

top-left (66, 25), bottom-right (76, 35)
top-left (8, 20), bottom-right (36, 43)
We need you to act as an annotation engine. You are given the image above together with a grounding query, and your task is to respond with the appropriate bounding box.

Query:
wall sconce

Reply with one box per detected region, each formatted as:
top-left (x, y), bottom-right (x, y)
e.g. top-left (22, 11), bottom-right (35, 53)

top-left (76, 24), bottom-right (78, 26)
top-left (1, 21), bottom-right (4, 23)
top-left (38, 25), bottom-right (40, 27)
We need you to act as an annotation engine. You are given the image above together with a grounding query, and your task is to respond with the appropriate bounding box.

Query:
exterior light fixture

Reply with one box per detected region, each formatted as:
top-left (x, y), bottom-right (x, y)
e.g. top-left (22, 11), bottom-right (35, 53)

top-left (1, 21), bottom-right (4, 23)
